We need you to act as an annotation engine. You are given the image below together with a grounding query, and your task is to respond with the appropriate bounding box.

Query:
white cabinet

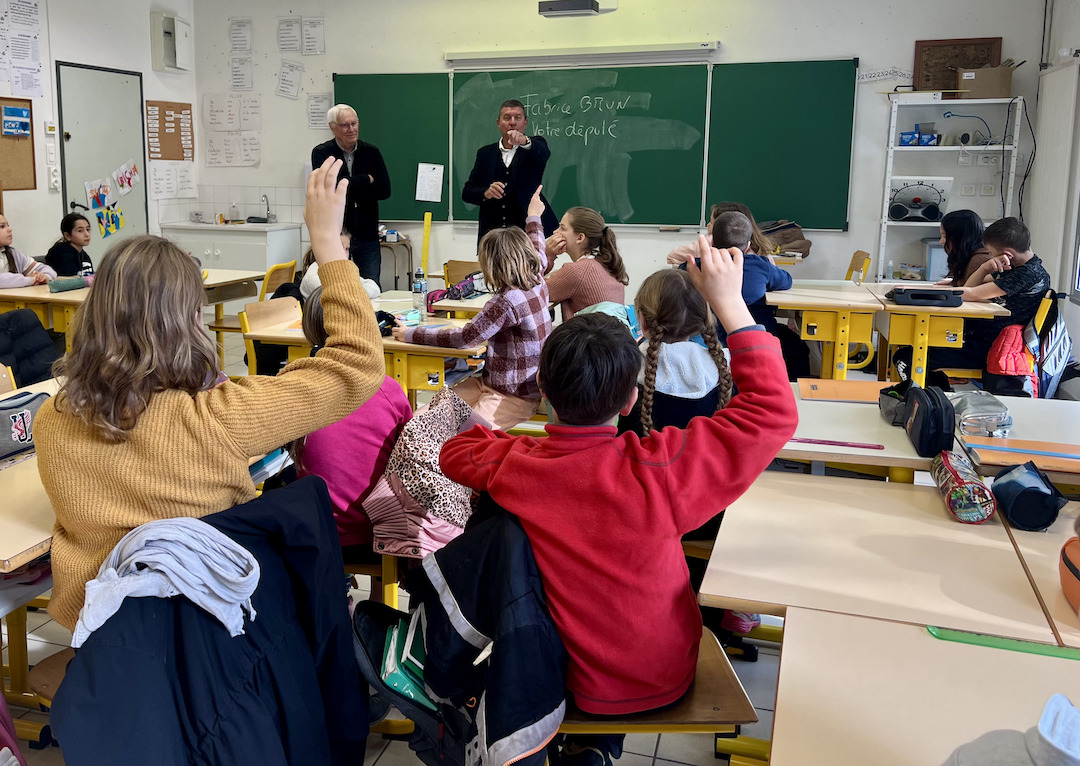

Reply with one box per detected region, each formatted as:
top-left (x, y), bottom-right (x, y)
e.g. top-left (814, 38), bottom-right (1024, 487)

top-left (159, 222), bottom-right (302, 273)
top-left (877, 96), bottom-right (1024, 281)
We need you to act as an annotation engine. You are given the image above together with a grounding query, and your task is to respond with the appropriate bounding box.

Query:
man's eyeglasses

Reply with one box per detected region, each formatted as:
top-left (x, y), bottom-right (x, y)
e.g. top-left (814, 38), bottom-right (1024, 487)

top-left (334, 121), bottom-right (359, 130)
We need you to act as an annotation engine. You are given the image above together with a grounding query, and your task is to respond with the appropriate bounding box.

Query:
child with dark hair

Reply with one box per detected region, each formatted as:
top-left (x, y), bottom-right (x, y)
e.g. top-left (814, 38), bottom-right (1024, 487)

top-left (935, 209), bottom-right (991, 287)
top-left (894, 216), bottom-right (1052, 386)
top-left (45, 213), bottom-right (95, 277)
top-left (440, 237), bottom-right (797, 763)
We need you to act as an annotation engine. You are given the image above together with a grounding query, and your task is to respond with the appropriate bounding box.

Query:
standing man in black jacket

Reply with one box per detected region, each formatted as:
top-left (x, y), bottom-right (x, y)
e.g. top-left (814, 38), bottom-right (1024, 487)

top-left (311, 104), bottom-right (391, 286)
top-left (462, 99), bottom-right (558, 247)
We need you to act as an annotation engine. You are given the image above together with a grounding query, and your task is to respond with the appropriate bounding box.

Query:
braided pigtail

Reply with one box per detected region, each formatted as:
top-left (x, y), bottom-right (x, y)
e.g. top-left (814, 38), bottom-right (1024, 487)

top-left (701, 320), bottom-right (733, 409)
top-left (641, 326), bottom-right (662, 434)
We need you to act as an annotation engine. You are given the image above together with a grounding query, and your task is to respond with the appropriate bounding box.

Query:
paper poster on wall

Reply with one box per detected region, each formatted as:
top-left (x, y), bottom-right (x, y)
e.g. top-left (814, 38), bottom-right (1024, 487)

top-left (230, 56), bottom-right (253, 90)
top-left (2, 105), bottom-right (30, 136)
top-left (96, 205), bottom-right (124, 239)
top-left (205, 131), bottom-right (260, 167)
top-left (0, 10), bottom-right (10, 84)
top-left (307, 93), bottom-right (331, 129)
top-left (7, 0), bottom-right (40, 96)
top-left (149, 160), bottom-right (196, 200)
top-left (228, 18), bottom-right (252, 53)
top-left (276, 60), bottom-right (303, 99)
top-left (112, 159), bottom-right (140, 196)
top-left (84, 178), bottom-right (114, 210)
top-left (239, 95), bottom-right (261, 130)
top-left (415, 163), bottom-right (444, 203)
top-left (277, 17), bottom-right (301, 53)
top-left (301, 18), bottom-right (324, 55)
top-left (204, 93), bottom-right (260, 131)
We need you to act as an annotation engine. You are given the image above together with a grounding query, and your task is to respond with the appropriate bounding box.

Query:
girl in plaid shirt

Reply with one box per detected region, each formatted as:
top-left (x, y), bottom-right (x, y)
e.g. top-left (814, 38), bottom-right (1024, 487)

top-left (393, 189), bottom-right (552, 429)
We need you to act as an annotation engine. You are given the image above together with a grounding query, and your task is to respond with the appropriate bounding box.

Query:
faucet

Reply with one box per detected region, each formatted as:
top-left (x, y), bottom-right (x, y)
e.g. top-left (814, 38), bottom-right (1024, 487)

top-left (261, 194), bottom-right (271, 220)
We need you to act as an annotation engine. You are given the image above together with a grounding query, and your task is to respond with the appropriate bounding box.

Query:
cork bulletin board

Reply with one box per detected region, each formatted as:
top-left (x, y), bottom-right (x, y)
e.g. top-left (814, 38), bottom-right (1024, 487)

top-left (914, 37), bottom-right (1002, 94)
top-left (0, 97), bottom-right (36, 190)
top-left (145, 100), bottom-right (194, 161)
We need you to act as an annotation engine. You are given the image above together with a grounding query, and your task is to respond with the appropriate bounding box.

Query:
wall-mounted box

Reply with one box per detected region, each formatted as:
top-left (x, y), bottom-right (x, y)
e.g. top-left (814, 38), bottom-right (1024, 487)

top-left (150, 12), bottom-right (193, 72)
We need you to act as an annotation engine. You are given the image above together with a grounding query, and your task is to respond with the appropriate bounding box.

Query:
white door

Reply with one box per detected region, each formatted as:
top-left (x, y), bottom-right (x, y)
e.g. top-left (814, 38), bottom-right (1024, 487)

top-left (57, 62), bottom-right (148, 252)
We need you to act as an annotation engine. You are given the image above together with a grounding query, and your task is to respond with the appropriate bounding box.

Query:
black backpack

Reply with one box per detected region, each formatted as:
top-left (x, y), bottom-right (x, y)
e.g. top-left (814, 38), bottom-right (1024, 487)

top-left (903, 383), bottom-right (955, 457)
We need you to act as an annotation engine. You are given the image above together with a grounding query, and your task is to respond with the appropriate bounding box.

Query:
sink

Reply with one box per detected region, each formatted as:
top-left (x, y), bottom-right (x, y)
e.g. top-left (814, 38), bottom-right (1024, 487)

top-left (246, 216), bottom-right (269, 224)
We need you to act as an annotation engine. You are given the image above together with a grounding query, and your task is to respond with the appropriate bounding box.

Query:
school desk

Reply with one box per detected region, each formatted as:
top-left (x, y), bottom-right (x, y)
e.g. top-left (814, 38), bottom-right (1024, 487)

top-left (1005, 501), bottom-right (1080, 649)
top-left (777, 382), bottom-right (928, 482)
top-left (0, 269), bottom-right (265, 353)
top-left (954, 396), bottom-right (1080, 487)
top-left (865, 282), bottom-right (1011, 387)
top-left (430, 292), bottom-right (492, 317)
top-left (765, 280), bottom-right (882, 380)
top-left (242, 306), bottom-right (484, 408)
top-left (697, 472), bottom-right (1056, 643)
top-left (768, 608), bottom-right (1080, 765)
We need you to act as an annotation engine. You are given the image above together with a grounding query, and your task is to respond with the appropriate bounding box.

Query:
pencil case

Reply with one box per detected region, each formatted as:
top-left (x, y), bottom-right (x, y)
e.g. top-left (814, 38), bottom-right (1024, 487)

top-left (885, 287), bottom-right (963, 307)
top-left (48, 277), bottom-right (89, 292)
top-left (992, 461), bottom-right (1067, 532)
top-left (0, 390), bottom-right (50, 460)
top-left (903, 382), bottom-right (955, 457)
top-left (948, 390), bottom-right (1012, 437)
top-left (930, 450), bottom-right (996, 524)
top-left (395, 309), bottom-right (422, 327)
top-left (878, 380), bottom-right (915, 427)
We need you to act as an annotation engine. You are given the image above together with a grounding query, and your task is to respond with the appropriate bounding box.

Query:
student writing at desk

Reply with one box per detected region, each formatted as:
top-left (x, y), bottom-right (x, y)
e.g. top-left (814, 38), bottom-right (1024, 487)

top-left (893, 217), bottom-right (1051, 392)
top-left (34, 157), bottom-right (387, 630)
top-left (0, 214), bottom-right (56, 287)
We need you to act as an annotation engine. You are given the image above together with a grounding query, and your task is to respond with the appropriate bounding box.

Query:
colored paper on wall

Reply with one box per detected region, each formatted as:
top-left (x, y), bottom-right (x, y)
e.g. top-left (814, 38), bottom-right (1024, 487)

top-left (96, 205), bottom-right (124, 238)
top-left (84, 178), bottom-right (114, 209)
top-left (112, 159), bottom-right (140, 196)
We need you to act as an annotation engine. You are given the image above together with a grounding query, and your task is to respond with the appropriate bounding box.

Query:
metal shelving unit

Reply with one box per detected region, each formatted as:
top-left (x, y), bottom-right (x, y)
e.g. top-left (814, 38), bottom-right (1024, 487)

top-left (877, 95), bottom-right (1024, 281)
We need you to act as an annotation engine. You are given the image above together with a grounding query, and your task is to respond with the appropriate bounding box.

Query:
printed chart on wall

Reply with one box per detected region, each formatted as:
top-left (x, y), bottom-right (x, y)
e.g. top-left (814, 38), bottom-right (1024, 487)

top-left (146, 100), bottom-right (196, 202)
top-left (203, 93), bottom-right (262, 167)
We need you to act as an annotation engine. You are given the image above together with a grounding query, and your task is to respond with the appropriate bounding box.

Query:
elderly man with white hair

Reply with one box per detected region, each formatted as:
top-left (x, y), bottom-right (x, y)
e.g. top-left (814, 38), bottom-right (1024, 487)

top-left (311, 104), bottom-right (391, 286)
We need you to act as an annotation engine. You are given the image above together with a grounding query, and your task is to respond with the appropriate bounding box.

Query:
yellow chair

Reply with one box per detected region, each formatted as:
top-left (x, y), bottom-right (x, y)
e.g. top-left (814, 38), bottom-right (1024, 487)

top-left (842, 251), bottom-right (874, 371)
top-left (939, 289), bottom-right (1056, 383)
top-left (344, 555), bottom-right (400, 609)
top-left (208, 260), bottom-right (298, 337)
top-left (0, 365), bottom-right (15, 393)
top-left (442, 259), bottom-right (481, 288)
top-left (239, 296), bottom-right (302, 376)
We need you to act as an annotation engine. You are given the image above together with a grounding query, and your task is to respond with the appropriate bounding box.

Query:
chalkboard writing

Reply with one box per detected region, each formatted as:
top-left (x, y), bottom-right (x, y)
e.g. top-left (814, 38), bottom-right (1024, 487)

top-left (453, 66), bottom-right (708, 225)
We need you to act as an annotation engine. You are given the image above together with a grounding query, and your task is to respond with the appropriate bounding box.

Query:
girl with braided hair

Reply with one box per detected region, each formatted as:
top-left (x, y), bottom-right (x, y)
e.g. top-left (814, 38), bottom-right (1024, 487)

top-left (618, 268), bottom-right (733, 437)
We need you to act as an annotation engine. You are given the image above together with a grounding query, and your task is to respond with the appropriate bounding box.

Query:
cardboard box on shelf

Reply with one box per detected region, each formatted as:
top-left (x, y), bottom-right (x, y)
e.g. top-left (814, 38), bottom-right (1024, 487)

top-left (956, 66), bottom-right (1014, 99)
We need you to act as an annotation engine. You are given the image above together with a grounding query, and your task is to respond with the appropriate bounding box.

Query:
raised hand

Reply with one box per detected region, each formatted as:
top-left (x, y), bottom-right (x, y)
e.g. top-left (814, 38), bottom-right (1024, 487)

top-left (528, 185), bottom-right (545, 218)
top-left (685, 235), bottom-right (754, 334)
top-left (305, 157), bottom-right (349, 264)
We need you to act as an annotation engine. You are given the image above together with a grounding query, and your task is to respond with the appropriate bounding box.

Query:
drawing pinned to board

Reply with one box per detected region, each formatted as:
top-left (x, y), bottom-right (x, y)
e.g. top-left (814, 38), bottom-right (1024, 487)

top-left (112, 159), bottom-right (140, 196)
top-left (95, 205), bottom-right (124, 238)
top-left (84, 178), bottom-right (114, 210)
top-left (1, 106), bottom-right (31, 136)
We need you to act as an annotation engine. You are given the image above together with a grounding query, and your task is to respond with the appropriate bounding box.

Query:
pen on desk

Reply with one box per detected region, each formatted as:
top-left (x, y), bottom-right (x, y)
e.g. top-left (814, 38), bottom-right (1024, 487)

top-left (788, 437), bottom-right (886, 450)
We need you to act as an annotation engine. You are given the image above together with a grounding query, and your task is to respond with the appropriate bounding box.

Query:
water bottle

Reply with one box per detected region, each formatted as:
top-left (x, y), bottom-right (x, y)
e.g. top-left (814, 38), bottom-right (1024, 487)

top-left (412, 267), bottom-right (428, 315)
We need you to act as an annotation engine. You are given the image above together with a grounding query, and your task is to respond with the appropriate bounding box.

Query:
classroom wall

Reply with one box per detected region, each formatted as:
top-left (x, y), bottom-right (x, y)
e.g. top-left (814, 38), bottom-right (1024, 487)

top-left (1, 0), bottom-right (196, 257)
top-left (190, 0), bottom-right (1043, 297)
top-left (1049, 0), bottom-right (1080, 350)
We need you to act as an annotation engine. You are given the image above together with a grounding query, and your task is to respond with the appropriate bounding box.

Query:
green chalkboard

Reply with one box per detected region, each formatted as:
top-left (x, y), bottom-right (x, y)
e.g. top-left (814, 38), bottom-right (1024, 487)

top-left (707, 59), bottom-right (856, 230)
top-left (452, 66), bottom-right (708, 225)
top-left (333, 73), bottom-right (451, 221)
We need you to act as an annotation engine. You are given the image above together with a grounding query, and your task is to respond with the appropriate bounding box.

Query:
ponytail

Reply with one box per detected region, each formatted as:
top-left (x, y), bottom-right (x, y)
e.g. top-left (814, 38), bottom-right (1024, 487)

top-left (595, 226), bottom-right (629, 285)
top-left (565, 207), bottom-right (628, 284)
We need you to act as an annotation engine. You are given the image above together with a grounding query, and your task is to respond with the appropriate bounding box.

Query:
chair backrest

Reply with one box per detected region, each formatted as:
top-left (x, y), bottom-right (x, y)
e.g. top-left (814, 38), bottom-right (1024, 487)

top-left (260, 260), bottom-right (298, 301)
top-left (444, 260), bottom-right (481, 288)
top-left (240, 297), bottom-right (302, 376)
top-left (0, 365), bottom-right (15, 393)
top-left (845, 251), bottom-right (871, 284)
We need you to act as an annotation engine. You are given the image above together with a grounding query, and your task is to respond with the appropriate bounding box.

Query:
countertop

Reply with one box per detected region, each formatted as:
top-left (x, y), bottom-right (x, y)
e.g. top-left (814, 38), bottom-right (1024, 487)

top-left (160, 221), bottom-right (301, 233)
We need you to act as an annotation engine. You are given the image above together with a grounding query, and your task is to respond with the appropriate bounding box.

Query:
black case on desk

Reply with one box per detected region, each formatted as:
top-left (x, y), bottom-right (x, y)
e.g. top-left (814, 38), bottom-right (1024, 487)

top-left (886, 287), bottom-right (963, 308)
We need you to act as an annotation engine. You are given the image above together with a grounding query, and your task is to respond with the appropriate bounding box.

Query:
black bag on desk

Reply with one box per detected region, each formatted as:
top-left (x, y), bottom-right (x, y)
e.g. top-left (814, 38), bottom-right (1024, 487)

top-left (0, 390), bottom-right (49, 460)
top-left (903, 383), bottom-right (955, 457)
top-left (885, 287), bottom-right (963, 308)
top-left (992, 461), bottom-right (1067, 532)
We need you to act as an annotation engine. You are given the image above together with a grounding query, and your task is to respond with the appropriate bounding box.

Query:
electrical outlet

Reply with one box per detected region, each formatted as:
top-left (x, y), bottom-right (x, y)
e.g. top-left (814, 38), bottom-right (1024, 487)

top-left (958, 154), bottom-right (973, 166)
top-left (980, 183), bottom-right (996, 196)
top-left (977, 153), bottom-right (993, 166)
top-left (961, 184), bottom-right (976, 196)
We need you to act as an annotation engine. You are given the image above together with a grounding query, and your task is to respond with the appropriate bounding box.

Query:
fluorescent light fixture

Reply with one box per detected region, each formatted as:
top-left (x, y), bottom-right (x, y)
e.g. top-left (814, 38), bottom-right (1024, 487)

top-left (445, 41), bottom-right (718, 65)
top-left (538, 0), bottom-right (599, 17)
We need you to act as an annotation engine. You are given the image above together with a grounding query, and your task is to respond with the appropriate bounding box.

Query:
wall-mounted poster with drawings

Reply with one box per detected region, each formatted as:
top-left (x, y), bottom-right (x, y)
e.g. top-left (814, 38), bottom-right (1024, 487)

top-left (95, 205), bottom-right (124, 238)
top-left (84, 178), bottom-right (114, 209)
top-left (112, 159), bottom-right (140, 196)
